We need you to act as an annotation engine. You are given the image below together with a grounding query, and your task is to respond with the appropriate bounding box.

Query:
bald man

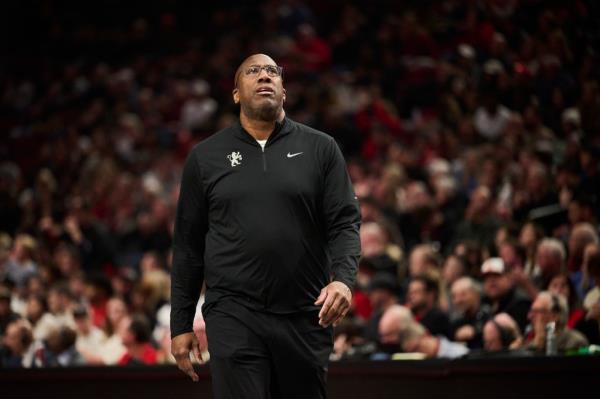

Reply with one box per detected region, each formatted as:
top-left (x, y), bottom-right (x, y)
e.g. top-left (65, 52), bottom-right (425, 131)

top-left (170, 54), bottom-right (361, 398)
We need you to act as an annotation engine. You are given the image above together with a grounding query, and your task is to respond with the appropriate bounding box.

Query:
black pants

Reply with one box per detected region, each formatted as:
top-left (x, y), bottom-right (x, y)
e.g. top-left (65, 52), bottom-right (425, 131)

top-left (204, 299), bottom-right (333, 399)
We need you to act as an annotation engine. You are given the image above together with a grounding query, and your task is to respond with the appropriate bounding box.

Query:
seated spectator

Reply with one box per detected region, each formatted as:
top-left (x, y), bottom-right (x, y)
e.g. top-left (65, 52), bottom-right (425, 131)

top-left (533, 238), bottom-right (566, 290)
top-left (0, 318), bottom-right (35, 368)
top-left (581, 246), bottom-right (600, 343)
top-left (440, 254), bottom-right (468, 313)
top-left (548, 273), bottom-right (585, 329)
top-left (24, 294), bottom-right (47, 331)
top-left (73, 305), bottom-right (107, 364)
top-left (481, 257), bottom-right (532, 331)
top-left (407, 244), bottom-right (440, 278)
top-left (406, 275), bottom-right (451, 338)
top-left (118, 314), bottom-right (158, 365)
top-left (450, 277), bottom-right (491, 349)
top-left (482, 313), bottom-right (523, 352)
top-left (527, 291), bottom-right (588, 353)
top-left (4, 234), bottom-right (38, 289)
top-left (0, 286), bottom-right (19, 336)
top-left (363, 272), bottom-right (400, 343)
top-left (500, 238), bottom-right (539, 300)
top-left (100, 297), bottom-right (129, 365)
top-left (378, 305), bottom-right (468, 359)
top-left (567, 222), bottom-right (599, 296)
top-left (40, 325), bottom-right (86, 367)
top-left (33, 282), bottom-right (75, 340)
top-left (453, 186), bottom-right (500, 251)
top-left (83, 274), bottom-right (113, 329)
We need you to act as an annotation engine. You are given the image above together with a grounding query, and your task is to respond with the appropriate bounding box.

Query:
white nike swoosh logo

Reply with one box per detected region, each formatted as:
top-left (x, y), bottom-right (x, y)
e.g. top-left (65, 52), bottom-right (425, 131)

top-left (287, 152), bottom-right (303, 158)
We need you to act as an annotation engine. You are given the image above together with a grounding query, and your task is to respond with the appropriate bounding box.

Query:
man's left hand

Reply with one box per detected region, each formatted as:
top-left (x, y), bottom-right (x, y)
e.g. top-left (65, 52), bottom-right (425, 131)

top-left (314, 281), bottom-right (352, 328)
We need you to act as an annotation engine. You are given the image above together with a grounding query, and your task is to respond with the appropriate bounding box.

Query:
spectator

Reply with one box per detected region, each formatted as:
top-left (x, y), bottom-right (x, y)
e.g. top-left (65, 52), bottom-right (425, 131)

top-left (24, 294), bottom-right (47, 331)
top-left (40, 325), bottom-right (86, 367)
top-left (450, 277), bottom-right (491, 349)
top-left (33, 283), bottom-right (75, 341)
top-left (482, 313), bottom-right (523, 352)
top-left (0, 286), bottom-right (19, 336)
top-left (363, 272), bottom-right (400, 344)
top-left (100, 297), bottom-right (128, 365)
top-left (567, 223), bottom-right (599, 296)
top-left (73, 305), bottom-right (107, 364)
top-left (453, 186), bottom-right (500, 251)
top-left (0, 319), bottom-right (35, 368)
top-left (4, 234), bottom-right (38, 288)
top-left (533, 238), bottom-right (566, 290)
top-left (378, 305), bottom-right (468, 359)
top-left (581, 245), bottom-right (600, 343)
top-left (481, 258), bottom-right (532, 331)
top-left (406, 275), bottom-right (452, 338)
top-left (527, 291), bottom-right (588, 353)
top-left (118, 314), bottom-right (158, 365)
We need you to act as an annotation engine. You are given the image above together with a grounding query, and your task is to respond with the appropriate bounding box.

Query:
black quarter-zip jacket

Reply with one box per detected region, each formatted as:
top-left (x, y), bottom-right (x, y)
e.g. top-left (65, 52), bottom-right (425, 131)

top-left (170, 117), bottom-right (361, 337)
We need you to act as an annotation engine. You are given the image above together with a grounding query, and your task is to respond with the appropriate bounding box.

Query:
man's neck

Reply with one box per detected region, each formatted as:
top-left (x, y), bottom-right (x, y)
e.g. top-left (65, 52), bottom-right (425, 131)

top-left (240, 109), bottom-right (285, 141)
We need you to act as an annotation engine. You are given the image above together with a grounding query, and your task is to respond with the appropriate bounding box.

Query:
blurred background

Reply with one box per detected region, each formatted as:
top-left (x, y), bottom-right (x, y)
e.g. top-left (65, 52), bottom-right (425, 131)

top-left (1, 0), bottom-right (600, 370)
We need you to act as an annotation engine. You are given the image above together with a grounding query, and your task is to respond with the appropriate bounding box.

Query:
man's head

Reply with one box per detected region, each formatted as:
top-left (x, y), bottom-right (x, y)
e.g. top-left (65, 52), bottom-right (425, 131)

top-left (367, 272), bottom-right (399, 311)
top-left (72, 305), bottom-right (91, 334)
top-left (360, 222), bottom-right (387, 258)
top-left (481, 258), bottom-right (513, 300)
top-left (483, 313), bottom-right (521, 351)
top-left (499, 239), bottom-right (526, 271)
top-left (2, 319), bottom-right (33, 356)
top-left (442, 254), bottom-right (466, 286)
top-left (568, 223), bottom-right (599, 266)
top-left (106, 297), bottom-right (128, 328)
top-left (406, 275), bottom-right (439, 315)
top-left (120, 314), bottom-right (152, 347)
top-left (232, 54), bottom-right (286, 122)
top-left (536, 238), bottom-right (566, 277)
top-left (528, 291), bottom-right (568, 331)
top-left (408, 244), bottom-right (440, 277)
top-left (47, 282), bottom-right (72, 314)
top-left (451, 277), bottom-right (481, 315)
top-left (378, 305), bottom-right (425, 352)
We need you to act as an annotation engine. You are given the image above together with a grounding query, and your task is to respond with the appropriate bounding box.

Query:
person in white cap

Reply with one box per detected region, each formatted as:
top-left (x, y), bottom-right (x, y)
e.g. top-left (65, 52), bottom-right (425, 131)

top-left (481, 257), bottom-right (532, 332)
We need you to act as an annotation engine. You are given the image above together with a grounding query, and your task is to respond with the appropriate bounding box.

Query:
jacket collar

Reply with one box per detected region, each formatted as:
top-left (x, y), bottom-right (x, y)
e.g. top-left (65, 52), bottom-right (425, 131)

top-left (233, 116), bottom-right (293, 146)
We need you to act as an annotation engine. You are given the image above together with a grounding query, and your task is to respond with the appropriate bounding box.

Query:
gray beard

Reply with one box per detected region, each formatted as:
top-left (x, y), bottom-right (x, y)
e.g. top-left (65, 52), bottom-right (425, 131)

top-left (242, 102), bottom-right (282, 122)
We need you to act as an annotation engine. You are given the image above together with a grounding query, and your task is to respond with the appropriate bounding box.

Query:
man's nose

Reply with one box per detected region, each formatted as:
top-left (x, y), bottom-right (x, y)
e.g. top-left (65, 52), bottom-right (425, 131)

top-left (257, 69), bottom-right (272, 82)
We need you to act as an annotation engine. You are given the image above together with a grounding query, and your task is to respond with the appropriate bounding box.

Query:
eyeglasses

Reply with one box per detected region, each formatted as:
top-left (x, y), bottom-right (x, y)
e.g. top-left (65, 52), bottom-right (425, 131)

top-left (245, 64), bottom-right (283, 78)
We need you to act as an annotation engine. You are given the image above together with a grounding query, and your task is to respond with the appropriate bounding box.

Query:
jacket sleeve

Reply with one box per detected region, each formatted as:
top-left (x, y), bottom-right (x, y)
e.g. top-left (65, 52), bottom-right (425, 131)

top-left (321, 137), bottom-right (361, 290)
top-left (170, 150), bottom-right (208, 338)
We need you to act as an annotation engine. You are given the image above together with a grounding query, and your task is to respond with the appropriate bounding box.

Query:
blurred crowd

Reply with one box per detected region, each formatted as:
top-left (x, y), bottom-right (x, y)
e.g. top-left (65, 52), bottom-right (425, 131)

top-left (2, 0), bottom-right (600, 367)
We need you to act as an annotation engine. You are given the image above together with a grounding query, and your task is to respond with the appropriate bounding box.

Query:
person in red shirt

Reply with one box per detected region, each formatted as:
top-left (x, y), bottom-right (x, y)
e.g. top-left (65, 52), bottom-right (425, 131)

top-left (118, 315), bottom-right (157, 365)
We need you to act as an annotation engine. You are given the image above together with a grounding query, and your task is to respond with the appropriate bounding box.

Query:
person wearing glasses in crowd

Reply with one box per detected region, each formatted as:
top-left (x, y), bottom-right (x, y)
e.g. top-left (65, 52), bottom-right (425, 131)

top-left (170, 54), bottom-right (361, 399)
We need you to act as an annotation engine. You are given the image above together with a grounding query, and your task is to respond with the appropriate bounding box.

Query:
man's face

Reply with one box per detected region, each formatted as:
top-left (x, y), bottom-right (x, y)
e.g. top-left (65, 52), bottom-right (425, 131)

top-left (406, 281), bottom-right (428, 312)
top-left (233, 54), bottom-right (286, 121)
top-left (528, 296), bottom-right (556, 330)
top-left (452, 286), bottom-right (476, 314)
top-left (483, 273), bottom-right (511, 300)
top-left (409, 249), bottom-right (427, 277)
top-left (536, 246), bottom-right (555, 274)
top-left (499, 244), bottom-right (518, 269)
top-left (548, 276), bottom-right (569, 300)
top-left (2, 323), bottom-right (22, 353)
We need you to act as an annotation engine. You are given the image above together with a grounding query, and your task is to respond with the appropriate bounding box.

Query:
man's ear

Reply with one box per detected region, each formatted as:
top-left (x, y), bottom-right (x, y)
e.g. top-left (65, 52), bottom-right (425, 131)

top-left (282, 88), bottom-right (286, 103)
top-left (232, 88), bottom-right (239, 104)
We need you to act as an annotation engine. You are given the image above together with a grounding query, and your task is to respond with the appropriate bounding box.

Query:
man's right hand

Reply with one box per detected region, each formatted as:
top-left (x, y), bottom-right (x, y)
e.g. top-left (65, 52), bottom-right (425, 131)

top-left (171, 332), bottom-right (202, 382)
